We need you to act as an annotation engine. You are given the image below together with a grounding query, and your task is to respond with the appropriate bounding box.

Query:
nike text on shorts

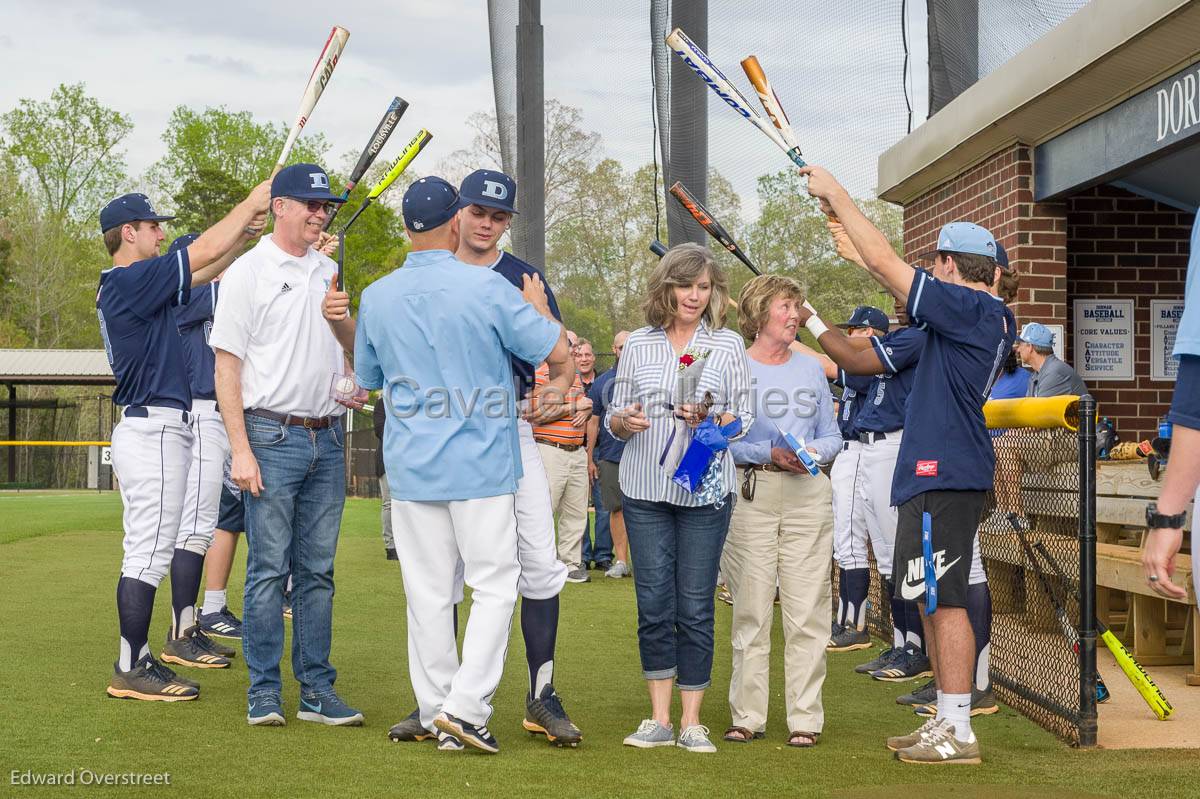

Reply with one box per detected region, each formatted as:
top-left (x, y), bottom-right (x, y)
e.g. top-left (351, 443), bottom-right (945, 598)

top-left (892, 490), bottom-right (985, 609)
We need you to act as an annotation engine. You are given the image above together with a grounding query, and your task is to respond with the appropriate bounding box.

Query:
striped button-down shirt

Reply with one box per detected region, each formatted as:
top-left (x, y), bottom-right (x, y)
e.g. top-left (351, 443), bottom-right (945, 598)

top-left (604, 322), bottom-right (754, 506)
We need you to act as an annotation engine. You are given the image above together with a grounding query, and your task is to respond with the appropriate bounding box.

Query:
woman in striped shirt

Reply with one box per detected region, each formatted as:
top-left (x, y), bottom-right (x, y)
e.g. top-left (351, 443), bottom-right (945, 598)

top-left (606, 243), bottom-right (754, 753)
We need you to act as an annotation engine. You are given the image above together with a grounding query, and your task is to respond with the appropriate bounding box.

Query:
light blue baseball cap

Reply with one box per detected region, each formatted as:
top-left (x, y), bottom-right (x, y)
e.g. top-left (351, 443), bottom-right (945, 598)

top-left (916, 221), bottom-right (997, 261)
top-left (1017, 322), bottom-right (1055, 349)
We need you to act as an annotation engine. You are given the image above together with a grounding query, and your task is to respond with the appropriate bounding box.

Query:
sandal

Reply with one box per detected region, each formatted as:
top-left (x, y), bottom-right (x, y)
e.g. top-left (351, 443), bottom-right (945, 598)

top-left (723, 726), bottom-right (763, 743)
top-left (787, 731), bottom-right (818, 748)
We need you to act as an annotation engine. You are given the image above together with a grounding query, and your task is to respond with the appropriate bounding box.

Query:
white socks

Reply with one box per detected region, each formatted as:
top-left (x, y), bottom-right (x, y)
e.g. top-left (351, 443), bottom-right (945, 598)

top-left (202, 589), bottom-right (227, 616)
top-left (944, 692), bottom-right (973, 742)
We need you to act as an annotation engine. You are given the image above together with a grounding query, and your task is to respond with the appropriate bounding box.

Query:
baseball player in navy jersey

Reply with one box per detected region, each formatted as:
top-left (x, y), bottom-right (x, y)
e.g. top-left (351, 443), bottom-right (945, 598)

top-left (804, 164), bottom-right (1015, 765)
top-left (318, 169), bottom-right (583, 748)
top-left (98, 183), bottom-right (270, 702)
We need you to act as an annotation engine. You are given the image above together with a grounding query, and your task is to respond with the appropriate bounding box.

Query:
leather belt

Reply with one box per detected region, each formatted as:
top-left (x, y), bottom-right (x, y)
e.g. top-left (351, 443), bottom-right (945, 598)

top-left (246, 408), bottom-right (335, 429)
top-left (536, 439), bottom-right (582, 453)
top-left (746, 463), bottom-right (785, 472)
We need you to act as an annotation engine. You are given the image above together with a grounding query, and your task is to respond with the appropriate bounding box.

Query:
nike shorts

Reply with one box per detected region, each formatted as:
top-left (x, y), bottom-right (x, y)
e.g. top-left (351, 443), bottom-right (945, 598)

top-left (892, 490), bottom-right (986, 610)
top-left (216, 484), bottom-right (245, 534)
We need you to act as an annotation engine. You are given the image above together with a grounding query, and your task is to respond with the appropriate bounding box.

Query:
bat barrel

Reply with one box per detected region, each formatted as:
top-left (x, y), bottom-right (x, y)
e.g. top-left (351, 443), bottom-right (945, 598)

top-left (649, 240), bottom-right (667, 258)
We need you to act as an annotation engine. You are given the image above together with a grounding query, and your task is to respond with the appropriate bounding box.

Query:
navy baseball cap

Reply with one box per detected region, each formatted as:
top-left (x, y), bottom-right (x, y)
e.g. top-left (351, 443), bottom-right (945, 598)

top-left (1018, 322), bottom-right (1055, 349)
top-left (915, 221), bottom-right (997, 261)
top-left (459, 169), bottom-right (518, 214)
top-left (169, 232), bottom-right (199, 255)
top-left (99, 193), bottom-right (175, 234)
top-left (837, 305), bottom-right (889, 332)
top-left (402, 176), bottom-right (467, 232)
top-left (996, 241), bottom-right (1010, 271)
top-left (270, 163), bottom-right (345, 202)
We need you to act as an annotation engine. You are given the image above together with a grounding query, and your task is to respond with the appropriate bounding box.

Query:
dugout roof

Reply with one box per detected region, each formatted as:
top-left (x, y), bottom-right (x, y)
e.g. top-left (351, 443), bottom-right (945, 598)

top-left (878, 0), bottom-right (1200, 210)
top-left (0, 349), bottom-right (115, 386)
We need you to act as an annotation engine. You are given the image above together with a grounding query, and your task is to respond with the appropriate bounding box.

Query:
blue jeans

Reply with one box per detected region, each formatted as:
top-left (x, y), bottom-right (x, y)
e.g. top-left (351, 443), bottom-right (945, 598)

top-left (582, 478), bottom-right (613, 565)
top-left (243, 414), bottom-right (346, 702)
top-left (621, 494), bottom-right (733, 690)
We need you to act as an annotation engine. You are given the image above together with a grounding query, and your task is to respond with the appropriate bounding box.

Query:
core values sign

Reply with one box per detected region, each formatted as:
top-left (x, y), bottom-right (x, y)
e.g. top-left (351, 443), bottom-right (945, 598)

top-left (1074, 299), bottom-right (1134, 381)
top-left (1150, 300), bottom-right (1185, 381)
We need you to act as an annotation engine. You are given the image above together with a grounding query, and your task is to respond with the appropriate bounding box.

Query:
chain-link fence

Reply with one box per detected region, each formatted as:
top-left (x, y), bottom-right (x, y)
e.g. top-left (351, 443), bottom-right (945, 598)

top-left (832, 396), bottom-right (1098, 746)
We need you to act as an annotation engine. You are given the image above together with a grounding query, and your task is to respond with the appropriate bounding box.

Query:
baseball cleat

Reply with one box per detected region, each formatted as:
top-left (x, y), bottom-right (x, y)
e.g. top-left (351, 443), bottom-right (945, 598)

top-left (915, 687), bottom-right (999, 718)
top-left (858, 646), bottom-right (903, 674)
top-left (871, 645), bottom-right (932, 682)
top-left (388, 709), bottom-right (437, 742)
top-left (895, 725), bottom-right (981, 765)
top-left (523, 685), bottom-right (582, 746)
top-left (297, 692), bottom-right (364, 726)
top-left (107, 654), bottom-right (199, 702)
top-left (161, 627), bottom-right (231, 669)
top-left (193, 627), bottom-right (236, 659)
top-left (897, 678), bottom-right (937, 706)
top-left (827, 625), bottom-right (872, 652)
top-left (434, 711), bottom-right (499, 754)
top-left (247, 696), bottom-right (286, 726)
top-left (197, 606), bottom-right (243, 640)
top-left (437, 731), bottom-right (465, 751)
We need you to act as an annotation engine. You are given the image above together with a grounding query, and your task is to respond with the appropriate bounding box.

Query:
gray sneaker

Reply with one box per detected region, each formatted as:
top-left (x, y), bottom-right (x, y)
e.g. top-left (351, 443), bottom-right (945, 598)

top-left (676, 724), bottom-right (717, 753)
top-left (897, 678), bottom-right (938, 706)
top-left (895, 724), bottom-right (981, 764)
top-left (827, 625), bottom-right (872, 652)
top-left (565, 568), bottom-right (590, 583)
top-left (886, 717), bottom-right (947, 752)
top-left (605, 560), bottom-right (630, 578)
top-left (622, 719), bottom-right (674, 748)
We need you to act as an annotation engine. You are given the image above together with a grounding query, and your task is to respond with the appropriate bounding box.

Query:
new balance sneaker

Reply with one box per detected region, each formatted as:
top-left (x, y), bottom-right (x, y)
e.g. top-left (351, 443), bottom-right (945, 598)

top-left (388, 708), bottom-right (436, 742)
top-left (297, 692), bottom-right (364, 726)
top-left (886, 717), bottom-right (947, 752)
top-left (676, 724), bottom-right (717, 753)
top-left (915, 687), bottom-right (999, 718)
top-left (247, 695), bottom-right (285, 726)
top-left (605, 560), bottom-right (630, 579)
top-left (856, 645), bottom-right (903, 674)
top-left (437, 731), bottom-right (464, 751)
top-left (106, 654), bottom-right (199, 702)
top-left (197, 606), bottom-right (242, 640)
top-left (434, 711), bottom-right (499, 753)
top-left (161, 627), bottom-right (231, 669)
top-left (622, 719), bottom-right (675, 748)
top-left (193, 627), bottom-right (236, 659)
top-left (565, 568), bottom-right (590, 584)
top-left (897, 678), bottom-right (937, 706)
top-left (895, 724), bottom-right (981, 765)
top-left (871, 645), bottom-right (932, 682)
top-left (523, 685), bottom-right (583, 746)
top-left (827, 625), bottom-right (872, 652)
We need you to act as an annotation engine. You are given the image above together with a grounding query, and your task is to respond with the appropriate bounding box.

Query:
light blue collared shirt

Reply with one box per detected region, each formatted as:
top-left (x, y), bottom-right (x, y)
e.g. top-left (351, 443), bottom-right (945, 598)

top-left (354, 249), bottom-right (560, 502)
top-left (730, 352), bottom-right (842, 467)
top-left (1174, 214), bottom-right (1200, 358)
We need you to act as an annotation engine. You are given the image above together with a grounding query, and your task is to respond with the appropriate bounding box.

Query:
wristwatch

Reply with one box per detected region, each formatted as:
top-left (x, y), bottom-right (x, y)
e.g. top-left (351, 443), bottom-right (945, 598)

top-left (1146, 502), bottom-right (1188, 530)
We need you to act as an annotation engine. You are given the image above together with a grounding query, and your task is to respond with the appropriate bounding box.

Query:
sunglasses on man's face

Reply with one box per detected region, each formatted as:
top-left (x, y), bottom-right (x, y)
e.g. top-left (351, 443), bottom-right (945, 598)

top-left (289, 198), bottom-right (337, 216)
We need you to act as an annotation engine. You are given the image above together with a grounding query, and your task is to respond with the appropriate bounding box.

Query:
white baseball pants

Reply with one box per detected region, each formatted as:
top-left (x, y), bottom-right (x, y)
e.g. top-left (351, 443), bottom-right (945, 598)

top-left (177, 400), bottom-right (230, 555)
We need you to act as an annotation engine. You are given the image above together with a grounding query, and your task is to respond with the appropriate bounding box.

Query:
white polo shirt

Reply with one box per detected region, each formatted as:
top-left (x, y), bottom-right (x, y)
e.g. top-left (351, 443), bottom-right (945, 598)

top-left (209, 234), bottom-right (345, 417)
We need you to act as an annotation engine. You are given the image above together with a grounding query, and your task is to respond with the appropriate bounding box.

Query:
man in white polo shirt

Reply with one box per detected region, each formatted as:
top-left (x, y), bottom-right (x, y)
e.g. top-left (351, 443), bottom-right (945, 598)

top-left (211, 163), bottom-right (364, 728)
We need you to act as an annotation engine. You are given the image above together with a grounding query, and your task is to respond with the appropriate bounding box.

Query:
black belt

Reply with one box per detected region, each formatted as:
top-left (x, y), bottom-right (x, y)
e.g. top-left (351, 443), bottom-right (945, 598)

top-left (857, 431), bottom-right (891, 444)
top-left (246, 408), bottom-right (335, 429)
top-left (125, 406), bottom-right (189, 423)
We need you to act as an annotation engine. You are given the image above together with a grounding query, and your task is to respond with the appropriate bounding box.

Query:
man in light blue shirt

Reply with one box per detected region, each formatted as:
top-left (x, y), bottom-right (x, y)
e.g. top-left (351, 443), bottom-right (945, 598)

top-left (353, 176), bottom-right (573, 753)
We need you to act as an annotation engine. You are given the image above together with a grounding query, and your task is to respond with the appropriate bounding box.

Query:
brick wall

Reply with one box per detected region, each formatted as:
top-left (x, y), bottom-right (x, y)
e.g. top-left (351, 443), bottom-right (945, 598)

top-left (902, 143), bottom-right (1069, 323)
top-left (1066, 186), bottom-right (1193, 440)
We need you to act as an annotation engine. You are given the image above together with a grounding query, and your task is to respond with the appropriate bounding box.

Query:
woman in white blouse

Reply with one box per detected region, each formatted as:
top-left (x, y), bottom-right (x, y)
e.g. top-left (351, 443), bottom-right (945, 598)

top-left (606, 243), bottom-right (754, 753)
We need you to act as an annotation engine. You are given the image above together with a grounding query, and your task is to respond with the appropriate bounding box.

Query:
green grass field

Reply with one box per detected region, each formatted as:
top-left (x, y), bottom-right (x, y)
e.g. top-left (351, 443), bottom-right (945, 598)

top-left (2, 491), bottom-right (1198, 798)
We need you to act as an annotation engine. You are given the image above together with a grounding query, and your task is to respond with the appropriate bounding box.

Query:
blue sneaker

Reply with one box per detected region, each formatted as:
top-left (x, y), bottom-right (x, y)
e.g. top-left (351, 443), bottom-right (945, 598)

top-left (434, 711), bottom-right (499, 753)
top-left (197, 606), bottom-right (243, 640)
top-left (297, 692), bottom-right (364, 726)
top-left (247, 696), bottom-right (285, 726)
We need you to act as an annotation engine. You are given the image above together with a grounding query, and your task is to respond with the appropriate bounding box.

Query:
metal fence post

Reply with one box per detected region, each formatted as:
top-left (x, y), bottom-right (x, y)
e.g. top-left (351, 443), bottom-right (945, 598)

top-left (1077, 394), bottom-right (1098, 747)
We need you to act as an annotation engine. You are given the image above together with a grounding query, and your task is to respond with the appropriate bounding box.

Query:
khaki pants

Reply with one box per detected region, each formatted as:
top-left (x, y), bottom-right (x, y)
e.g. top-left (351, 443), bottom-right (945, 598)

top-left (722, 468), bottom-right (834, 734)
top-left (537, 442), bottom-right (589, 570)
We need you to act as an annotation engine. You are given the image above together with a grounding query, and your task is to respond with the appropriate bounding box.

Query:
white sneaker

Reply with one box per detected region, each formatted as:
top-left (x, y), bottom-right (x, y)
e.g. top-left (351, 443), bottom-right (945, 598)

top-left (676, 724), bottom-right (717, 753)
top-left (605, 560), bottom-right (630, 578)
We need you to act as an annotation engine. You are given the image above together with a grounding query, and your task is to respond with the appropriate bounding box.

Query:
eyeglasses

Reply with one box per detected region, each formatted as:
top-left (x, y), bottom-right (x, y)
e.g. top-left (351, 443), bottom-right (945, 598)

top-left (740, 466), bottom-right (756, 502)
top-left (289, 198), bottom-right (337, 216)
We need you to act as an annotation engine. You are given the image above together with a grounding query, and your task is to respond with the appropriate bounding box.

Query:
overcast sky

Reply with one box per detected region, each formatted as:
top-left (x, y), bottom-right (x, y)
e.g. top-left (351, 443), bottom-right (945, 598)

top-left (0, 0), bottom-right (928, 218)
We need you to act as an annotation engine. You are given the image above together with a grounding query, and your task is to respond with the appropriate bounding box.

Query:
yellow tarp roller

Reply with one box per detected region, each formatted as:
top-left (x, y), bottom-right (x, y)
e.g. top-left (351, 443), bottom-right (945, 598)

top-left (983, 396), bottom-right (1086, 432)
